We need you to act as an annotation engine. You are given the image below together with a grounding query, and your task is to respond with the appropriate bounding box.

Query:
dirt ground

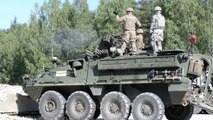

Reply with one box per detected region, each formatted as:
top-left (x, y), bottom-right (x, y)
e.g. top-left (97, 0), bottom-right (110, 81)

top-left (1, 114), bottom-right (212, 120)
top-left (0, 114), bottom-right (35, 120)
top-left (0, 84), bottom-right (38, 120)
top-left (0, 84), bottom-right (25, 102)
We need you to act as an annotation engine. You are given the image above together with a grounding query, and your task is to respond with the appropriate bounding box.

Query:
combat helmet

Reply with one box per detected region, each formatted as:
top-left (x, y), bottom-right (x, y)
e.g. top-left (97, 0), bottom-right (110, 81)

top-left (136, 29), bottom-right (143, 34)
top-left (126, 7), bottom-right (134, 12)
top-left (154, 6), bottom-right (162, 11)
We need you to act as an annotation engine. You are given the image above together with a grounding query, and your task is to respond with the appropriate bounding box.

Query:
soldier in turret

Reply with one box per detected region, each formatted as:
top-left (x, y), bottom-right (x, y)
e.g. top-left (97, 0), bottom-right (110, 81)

top-left (136, 29), bottom-right (144, 51)
top-left (115, 7), bottom-right (141, 55)
top-left (150, 6), bottom-right (165, 54)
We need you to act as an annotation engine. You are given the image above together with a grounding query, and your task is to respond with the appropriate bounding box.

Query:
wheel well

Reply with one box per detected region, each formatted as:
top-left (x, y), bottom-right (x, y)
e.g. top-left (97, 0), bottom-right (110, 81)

top-left (88, 84), bottom-right (170, 105)
top-left (40, 86), bottom-right (94, 100)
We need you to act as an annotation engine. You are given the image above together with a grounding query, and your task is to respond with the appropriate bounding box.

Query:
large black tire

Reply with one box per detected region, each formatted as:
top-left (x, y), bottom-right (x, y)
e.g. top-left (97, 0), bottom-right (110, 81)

top-left (100, 91), bottom-right (130, 120)
top-left (165, 105), bottom-right (194, 120)
top-left (38, 90), bottom-right (66, 120)
top-left (132, 92), bottom-right (165, 120)
top-left (66, 91), bottom-right (96, 120)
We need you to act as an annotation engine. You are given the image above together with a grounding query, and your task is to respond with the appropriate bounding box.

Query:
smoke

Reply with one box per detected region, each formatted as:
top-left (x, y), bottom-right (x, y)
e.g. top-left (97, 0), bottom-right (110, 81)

top-left (53, 28), bottom-right (98, 59)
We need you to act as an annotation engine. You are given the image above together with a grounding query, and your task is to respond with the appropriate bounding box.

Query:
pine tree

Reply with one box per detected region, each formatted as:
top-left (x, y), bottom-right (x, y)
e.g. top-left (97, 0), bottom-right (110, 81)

top-left (95, 0), bottom-right (136, 36)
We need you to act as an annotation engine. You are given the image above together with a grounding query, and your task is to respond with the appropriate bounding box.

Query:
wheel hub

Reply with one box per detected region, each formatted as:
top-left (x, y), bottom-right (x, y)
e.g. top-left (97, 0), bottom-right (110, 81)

top-left (45, 101), bottom-right (56, 112)
top-left (75, 101), bottom-right (85, 113)
top-left (109, 102), bottom-right (120, 114)
top-left (140, 104), bottom-right (152, 116)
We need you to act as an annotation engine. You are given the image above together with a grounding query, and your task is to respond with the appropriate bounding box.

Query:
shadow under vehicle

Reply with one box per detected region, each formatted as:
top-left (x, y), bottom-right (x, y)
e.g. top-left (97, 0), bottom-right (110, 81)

top-left (23, 35), bottom-right (213, 120)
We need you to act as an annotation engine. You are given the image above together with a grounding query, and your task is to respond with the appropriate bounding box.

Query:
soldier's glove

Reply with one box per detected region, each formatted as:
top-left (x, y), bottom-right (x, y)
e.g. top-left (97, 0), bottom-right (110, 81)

top-left (113, 11), bottom-right (118, 15)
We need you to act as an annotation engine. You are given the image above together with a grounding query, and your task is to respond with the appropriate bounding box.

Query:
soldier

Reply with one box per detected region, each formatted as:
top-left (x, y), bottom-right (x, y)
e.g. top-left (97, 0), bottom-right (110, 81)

top-left (136, 29), bottom-right (144, 51)
top-left (115, 7), bottom-right (141, 55)
top-left (150, 6), bottom-right (165, 54)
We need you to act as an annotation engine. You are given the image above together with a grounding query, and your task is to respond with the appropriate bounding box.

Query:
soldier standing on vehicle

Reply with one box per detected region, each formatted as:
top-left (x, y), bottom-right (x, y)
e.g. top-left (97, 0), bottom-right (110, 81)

top-left (136, 29), bottom-right (144, 51)
top-left (150, 6), bottom-right (165, 54)
top-left (115, 7), bottom-right (141, 55)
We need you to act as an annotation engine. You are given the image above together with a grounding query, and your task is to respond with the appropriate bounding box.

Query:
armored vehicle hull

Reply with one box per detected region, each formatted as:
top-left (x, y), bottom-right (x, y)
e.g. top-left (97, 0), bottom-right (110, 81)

top-left (23, 36), bottom-right (213, 120)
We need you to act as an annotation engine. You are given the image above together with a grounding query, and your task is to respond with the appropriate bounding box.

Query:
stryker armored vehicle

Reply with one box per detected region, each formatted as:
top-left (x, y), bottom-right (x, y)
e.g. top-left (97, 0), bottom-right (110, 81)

top-left (22, 34), bottom-right (213, 120)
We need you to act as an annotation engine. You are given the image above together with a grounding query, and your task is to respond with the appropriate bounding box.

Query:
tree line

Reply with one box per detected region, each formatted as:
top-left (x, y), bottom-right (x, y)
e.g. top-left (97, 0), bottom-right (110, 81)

top-left (0, 0), bottom-right (213, 84)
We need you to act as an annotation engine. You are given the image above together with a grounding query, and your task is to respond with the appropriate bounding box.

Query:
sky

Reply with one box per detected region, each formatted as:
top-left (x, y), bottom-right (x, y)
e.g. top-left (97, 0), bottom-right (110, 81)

top-left (0, 0), bottom-right (99, 29)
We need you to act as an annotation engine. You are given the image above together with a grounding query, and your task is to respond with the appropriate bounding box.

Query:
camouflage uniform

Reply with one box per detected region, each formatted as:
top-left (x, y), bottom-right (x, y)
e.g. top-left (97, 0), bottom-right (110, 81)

top-left (136, 29), bottom-right (144, 50)
top-left (116, 7), bottom-right (141, 54)
top-left (150, 6), bottom-right (165, 53)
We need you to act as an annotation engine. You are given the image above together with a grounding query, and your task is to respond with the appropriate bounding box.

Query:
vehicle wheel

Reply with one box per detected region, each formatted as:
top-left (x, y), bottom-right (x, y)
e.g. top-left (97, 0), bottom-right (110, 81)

top-left (193, 106), bottom-right (202, 114)
top-left (206, 95), bottom-right (213, 114)
top-left (38, 90), bottom-right (66, 120)
top-left (165, 105), bottom-right (194, 120)
top-left (100, 91), bottom-right (130, 120)
top-left (206, 110), bottom-right (213, 114)
top-left (132, 92), bottom-right (165, 120)
top-left (66, 91), bottom-right (96, 120)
